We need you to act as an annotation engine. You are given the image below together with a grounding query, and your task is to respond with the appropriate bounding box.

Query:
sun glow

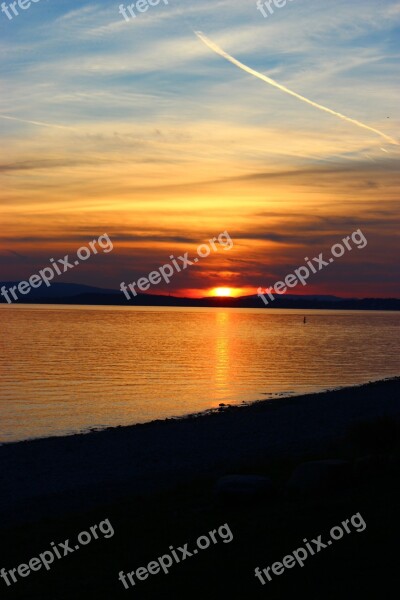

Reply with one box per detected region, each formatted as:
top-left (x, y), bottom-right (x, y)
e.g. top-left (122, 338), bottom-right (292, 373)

top-left (212, 287), bottom-right (233, 297)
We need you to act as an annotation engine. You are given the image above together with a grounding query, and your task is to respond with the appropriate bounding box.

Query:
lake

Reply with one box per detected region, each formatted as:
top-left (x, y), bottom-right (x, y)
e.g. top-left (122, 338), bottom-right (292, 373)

top-left (0, 305), bottom-right (399, 442)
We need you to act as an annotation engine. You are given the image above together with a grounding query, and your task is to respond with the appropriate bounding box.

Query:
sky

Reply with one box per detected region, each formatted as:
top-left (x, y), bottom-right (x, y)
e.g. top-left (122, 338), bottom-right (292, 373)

top-left (1, 0), bottom-right (399, 298)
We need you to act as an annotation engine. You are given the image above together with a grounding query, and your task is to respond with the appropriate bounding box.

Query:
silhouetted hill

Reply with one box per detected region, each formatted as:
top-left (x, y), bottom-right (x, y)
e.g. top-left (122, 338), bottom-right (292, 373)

top-left (0, 282), bottom-right (116, 299)
top-left (1, 283), bottom-right (399, 310)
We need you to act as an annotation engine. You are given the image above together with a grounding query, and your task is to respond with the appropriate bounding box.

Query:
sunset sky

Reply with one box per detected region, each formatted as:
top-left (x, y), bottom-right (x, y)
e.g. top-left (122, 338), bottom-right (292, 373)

top-left (1, 0), bottom-right (399, 298)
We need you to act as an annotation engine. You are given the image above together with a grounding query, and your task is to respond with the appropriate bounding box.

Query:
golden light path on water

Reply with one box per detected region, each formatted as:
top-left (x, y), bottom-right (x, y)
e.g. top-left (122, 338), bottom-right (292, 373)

top-left (0, 305), bottom-right (399, 443)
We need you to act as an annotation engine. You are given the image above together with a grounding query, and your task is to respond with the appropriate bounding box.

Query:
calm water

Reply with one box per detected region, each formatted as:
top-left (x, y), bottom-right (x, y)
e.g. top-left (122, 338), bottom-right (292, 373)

top-left (0, 305), bottom-right (399, 443)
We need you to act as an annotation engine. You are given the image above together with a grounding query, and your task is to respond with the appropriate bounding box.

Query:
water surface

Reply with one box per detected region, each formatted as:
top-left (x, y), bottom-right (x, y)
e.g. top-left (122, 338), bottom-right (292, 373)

top-left (0, 305), bottom-right (399, 442)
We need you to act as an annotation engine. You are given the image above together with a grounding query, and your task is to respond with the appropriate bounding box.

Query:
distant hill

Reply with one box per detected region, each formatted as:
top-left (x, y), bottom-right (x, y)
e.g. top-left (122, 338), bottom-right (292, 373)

top-left (1, 282), bottom-right (399, 310)
top-left (0, 282), bottom-right (117, 299)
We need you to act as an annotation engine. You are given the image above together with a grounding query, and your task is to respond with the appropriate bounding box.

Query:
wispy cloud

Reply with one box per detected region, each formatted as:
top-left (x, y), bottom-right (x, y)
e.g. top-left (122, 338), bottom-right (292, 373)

top-left (195, 31), bottom-right (399, 146)
top-left (0, 115), bottom-right (77, 131)
top-left (1, 0), bottom-right (399, 296)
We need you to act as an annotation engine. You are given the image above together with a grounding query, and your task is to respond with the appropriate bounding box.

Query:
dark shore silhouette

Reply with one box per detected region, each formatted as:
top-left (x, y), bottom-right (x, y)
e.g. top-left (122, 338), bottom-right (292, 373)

top-left (1, 282), bottom-right (399, 310)
top-left (0, 378), bottom-right (399, 599)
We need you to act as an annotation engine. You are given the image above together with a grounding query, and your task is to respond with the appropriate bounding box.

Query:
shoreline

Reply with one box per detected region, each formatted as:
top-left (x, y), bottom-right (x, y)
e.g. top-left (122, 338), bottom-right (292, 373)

top-left (0, 376), bottom-right (399, 527)
top-left (2, 374), bottom-right (399, 448)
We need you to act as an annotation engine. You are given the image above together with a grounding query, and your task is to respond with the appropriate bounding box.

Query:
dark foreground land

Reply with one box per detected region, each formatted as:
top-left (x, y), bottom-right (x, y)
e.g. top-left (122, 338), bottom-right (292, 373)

top-left (0, 378), bottom-right (399, 599)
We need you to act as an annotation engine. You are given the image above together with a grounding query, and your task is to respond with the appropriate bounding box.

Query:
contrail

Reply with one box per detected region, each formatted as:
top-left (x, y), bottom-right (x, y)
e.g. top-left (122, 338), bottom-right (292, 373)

top-left (195, 31), bottom-right (398, 146)
top-left (0, 115), bottom-right (76, 131)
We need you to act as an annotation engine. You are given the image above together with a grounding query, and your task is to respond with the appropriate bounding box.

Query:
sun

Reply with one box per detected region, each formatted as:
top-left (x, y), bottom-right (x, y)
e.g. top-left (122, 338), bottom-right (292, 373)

top-left (212, 287), bottom-right (233, 297)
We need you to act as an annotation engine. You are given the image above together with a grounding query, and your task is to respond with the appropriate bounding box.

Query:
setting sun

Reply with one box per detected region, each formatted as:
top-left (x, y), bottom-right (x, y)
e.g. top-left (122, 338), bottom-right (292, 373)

top-left (212, 287), bottom-right (233, 297)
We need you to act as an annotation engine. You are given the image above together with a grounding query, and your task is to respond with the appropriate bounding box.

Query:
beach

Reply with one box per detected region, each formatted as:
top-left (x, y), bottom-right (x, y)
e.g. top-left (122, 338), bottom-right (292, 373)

top-left (1, 377), bottom-right (399, 527)
top-left (0, 378), bottom-right (399, 599)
